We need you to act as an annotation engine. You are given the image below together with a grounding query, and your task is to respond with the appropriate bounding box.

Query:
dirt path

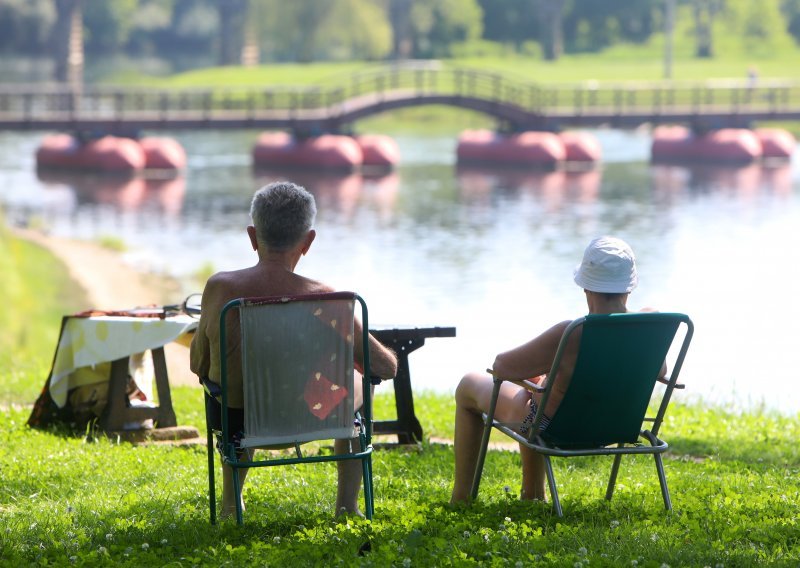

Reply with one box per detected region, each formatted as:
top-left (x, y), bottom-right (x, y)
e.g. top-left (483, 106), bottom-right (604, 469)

top-left (13, 228), bottom-right (200, 387)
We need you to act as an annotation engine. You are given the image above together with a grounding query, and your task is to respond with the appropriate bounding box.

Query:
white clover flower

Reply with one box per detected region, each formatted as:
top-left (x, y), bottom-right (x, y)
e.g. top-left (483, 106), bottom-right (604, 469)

top-left (579, 547), bottom-right (587, 555)
top-left (515, 562), bottom-right (524, 568)
top-left (273, 536), bottom-right (281, 544)
top-left (504, 516), bottom-right (512, 523)
top-left (463, 531), bottom-right (470, 538)
top-left (661, 564), bottom-right (671, 568)
top-left (631, 561), bottom-right (638, 566)
top-left (402, 558), bottom-right (412, 568)
top-left (501, 534), bottom-right (510, 543)
top-left (98, 546), bottom-right (107, 554)
top-left (141, 543), bottom-right (149, 551)
top-left (610, 520), bottom-right (620, 528)
top-left (105, 533), bottom-right (113, 541)
top-left (161, 539), bottom-right (168, 545)
top-left (69, 556), bottom-right (78, 563)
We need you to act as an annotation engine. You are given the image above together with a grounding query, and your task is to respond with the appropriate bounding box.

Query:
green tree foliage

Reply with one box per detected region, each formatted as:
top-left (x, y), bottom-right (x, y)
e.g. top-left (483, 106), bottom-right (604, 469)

top-left (254, 0), bottom-right (390, 62)
top-left (564, 0), bottom-right (660, 53)
top-left (478, 0), bottom-right (539, 51)
top-left (0, 0), bottom-right (54, 54)
top-left (409, 0), bottom-right (484, 58)
top-left (722, 0), bottom-right (795, 56)
top-left (82, 0), bottom-right (139, 54)
top-left (784, 0), bottom-right (800, 44)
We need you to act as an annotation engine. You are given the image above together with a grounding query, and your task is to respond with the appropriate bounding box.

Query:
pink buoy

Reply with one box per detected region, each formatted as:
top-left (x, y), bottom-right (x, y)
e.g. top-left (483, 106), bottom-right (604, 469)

top-left (355, 134), bottom-right (400, 169)
top-left (457, 129), bottom-right (565, 167)
top-left (36, 133), bottom-right (83, 169)
top-left (559, 131), bottom-right (602, 162)
top-left (82, 136), bottom-right (147, 172)
top-left (253, 132), bottom-right (363, 170)
top-left (139, 137), bottom-right (187, 170)
top-left (755, 128), bottom-right (796, 160)
top-left (36, 134), bottom-right (146, 172)
top-left (652, 126), bottom-right (761, 163)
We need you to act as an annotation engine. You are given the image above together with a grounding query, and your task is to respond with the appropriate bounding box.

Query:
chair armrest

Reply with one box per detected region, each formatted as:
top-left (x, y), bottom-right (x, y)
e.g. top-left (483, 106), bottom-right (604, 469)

top-left (657, 376), bottom-right (685, 389)
top-left (201, 377), bottom-right (223, 398)
top-left (486, 369), bottom-right (545, 393)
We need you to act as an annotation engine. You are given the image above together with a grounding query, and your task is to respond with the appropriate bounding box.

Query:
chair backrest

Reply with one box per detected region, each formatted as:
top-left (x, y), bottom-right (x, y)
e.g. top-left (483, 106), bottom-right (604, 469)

top-left (540, 312), bottom-right (692, 449)
top-left (221, 292), bottom-right (365, 449)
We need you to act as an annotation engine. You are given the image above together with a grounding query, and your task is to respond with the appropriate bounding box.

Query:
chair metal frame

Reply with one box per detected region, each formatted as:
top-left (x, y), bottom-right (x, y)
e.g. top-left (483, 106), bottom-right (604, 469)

top-left (471, 312), bottom-right (694, 517)
top-left (204, 292), bottom-right (375, 525)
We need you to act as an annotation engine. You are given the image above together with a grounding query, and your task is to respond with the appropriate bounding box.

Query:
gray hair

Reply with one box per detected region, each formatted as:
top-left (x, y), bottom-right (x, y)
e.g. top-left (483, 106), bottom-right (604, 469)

top-left (250, 181), bottom-right (317, 251)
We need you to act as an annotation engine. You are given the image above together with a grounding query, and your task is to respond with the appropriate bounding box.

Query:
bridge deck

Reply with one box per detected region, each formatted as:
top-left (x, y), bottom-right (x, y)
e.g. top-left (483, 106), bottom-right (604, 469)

top-left (2, 67), bottom-right (799, 132)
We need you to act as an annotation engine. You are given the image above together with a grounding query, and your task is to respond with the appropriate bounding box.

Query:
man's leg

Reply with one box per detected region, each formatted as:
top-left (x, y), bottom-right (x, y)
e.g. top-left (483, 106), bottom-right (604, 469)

top-left (451, 372), bottom-right (530, 503)
top-left (220, 449), bottom-right (253, 519)
top-left (519, 446), bottom-right (546, 500)
top-left (335, 438), bottom-right (364, 516)
top-left (334, 373), bottom-right (371, 517)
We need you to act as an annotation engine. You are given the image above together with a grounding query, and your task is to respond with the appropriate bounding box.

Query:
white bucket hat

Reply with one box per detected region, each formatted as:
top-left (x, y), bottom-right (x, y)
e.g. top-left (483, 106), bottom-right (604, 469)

top-left (573, 236), bottom-right (638, 294)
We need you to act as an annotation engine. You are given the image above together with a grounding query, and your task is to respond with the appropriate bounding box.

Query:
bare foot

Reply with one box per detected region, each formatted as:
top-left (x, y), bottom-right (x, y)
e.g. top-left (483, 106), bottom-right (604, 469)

top-left (335, 506), bottom-right (365, 519)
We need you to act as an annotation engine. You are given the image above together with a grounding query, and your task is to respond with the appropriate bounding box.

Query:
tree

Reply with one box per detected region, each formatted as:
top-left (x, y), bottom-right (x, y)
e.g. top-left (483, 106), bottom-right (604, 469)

top-left (691, 0), bottom-right (721, 58)
top-left (52, 0), bottom-right (82, 84)
top-left (478, 0), bottom-right (540, 52)
top-left (388, 0), bottom-right (413, 59)
top-left (536, 0), bottom-right (565, 60)
top-left (218, 0), bottom-right (248, 65)
top-left (409, 0), bottom-right (483, 58)
top-left (0, 0), bottom-right (55, 55)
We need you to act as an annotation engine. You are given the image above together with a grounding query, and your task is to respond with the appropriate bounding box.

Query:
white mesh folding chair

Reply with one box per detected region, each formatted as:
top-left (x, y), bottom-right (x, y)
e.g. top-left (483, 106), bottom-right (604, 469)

top-left (204, 292), bottom-right (375, 525)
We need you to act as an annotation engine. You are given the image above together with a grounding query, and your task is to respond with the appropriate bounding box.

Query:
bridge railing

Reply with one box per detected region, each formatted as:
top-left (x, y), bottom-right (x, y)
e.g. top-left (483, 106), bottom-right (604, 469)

top-left (0, 67), bottom-right (798, 127)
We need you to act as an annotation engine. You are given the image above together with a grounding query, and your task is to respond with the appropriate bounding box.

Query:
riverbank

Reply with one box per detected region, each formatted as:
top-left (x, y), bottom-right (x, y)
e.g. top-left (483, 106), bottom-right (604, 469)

top-left (10, 227), bottom-right (200, 387)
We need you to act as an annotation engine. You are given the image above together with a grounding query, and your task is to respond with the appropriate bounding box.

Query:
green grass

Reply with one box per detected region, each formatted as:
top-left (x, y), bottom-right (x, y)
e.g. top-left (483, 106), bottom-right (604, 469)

top-left (2, 228), bottom-right (800, 566)
top-left (0, 225), bottom-right (87, 406)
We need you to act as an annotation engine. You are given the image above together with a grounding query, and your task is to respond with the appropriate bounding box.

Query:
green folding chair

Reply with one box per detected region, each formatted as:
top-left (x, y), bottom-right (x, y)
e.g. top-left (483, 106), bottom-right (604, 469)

top-left (204, 292), bottom-right (376, 525)
top-left (471, 312), bottom-right (694, 517)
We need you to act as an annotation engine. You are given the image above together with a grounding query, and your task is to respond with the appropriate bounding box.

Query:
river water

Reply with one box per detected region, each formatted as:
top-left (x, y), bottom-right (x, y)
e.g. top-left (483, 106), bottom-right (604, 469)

top-left (1, 129), bottom-right (799, 414)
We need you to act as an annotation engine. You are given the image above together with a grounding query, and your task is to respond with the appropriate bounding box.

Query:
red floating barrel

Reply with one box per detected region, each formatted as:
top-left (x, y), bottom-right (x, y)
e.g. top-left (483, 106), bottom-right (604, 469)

top-left (559, 131), bottom-right (602, 163)
top-left (36, 134), bottom-right (147, 173)
top-left (253, 132), bottom-right (363, 170)
top-left (755, 128), bottom-right (796, 160)
top-left (651, 126), bottom-right (762, 164)
top-left (355, 134), bottom-right (400, 169)
top-left (457, 129), bottom-right (565, 167)
top-left (140, 137), bottom-right (187, 171)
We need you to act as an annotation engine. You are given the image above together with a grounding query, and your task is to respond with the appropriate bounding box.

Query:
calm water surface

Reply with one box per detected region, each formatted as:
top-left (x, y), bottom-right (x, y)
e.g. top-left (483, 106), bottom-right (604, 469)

top-left (1, 129), bottom-right (799, 414)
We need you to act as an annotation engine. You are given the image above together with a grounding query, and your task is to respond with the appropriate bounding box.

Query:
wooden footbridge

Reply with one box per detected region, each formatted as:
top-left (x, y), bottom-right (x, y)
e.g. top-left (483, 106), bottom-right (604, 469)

top-left (1, 65), bottom-right (799, 135)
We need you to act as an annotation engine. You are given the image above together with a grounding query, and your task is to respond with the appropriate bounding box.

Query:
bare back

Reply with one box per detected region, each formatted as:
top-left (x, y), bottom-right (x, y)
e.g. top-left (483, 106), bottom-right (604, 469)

top-left (190, 264), bottom-right (333, 408)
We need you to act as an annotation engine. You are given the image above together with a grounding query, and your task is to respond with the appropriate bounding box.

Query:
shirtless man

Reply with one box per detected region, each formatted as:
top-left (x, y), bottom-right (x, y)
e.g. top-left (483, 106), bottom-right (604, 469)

top-left (450, 236), bottom-right (644, 503)
top-left (190, 181), bottom-right (398, 518)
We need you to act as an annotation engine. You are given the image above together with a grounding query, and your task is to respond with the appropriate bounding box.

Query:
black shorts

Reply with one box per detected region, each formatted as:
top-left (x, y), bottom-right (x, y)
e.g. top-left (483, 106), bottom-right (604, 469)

top-left (204, 391), bottom-right (244, 449)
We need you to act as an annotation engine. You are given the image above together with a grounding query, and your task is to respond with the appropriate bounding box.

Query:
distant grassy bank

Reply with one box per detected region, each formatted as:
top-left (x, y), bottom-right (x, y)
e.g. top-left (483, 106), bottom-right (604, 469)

top-left (2, 226), bottom-right (800, 566)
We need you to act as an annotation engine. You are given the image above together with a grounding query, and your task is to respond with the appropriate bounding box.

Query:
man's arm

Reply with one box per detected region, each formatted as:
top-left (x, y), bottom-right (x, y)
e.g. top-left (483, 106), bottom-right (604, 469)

top-left (491, 320), bottom-right (571, 380)
top-left (353, 318), bottom-right (398, 380)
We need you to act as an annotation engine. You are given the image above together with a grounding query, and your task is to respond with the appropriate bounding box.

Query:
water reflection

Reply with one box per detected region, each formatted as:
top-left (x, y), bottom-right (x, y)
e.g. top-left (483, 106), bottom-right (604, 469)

top-left (35, 170), bottom-right (187, 218)
top-left (455, 165), bottom-right (601, 210)
top-left (252, 168), bottom-right (400, 224)
top-left (651, 163), bottom-right (793, 201)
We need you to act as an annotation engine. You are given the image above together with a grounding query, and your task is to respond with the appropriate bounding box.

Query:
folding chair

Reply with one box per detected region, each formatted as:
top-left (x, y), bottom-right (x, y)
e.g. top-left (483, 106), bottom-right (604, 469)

top-left (471, 312), bottom-right (694, 517)
top-left (204, 292), bottom-right (376, 525)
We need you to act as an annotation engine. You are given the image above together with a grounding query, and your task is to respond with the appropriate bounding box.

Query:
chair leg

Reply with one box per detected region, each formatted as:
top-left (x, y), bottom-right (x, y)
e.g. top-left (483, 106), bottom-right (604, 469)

top-left (606, 454), bottom-right (623, 501)
top-left (470, 418), bottom-right (493, 500)
top-left (204, 398), bottom-right (217, 525)
top-left (232, 466), bottom-right (244, 525)
top-left (362, 455), bottom-right (374, 520)
top-left (654, 454), bottom-right (672, 511)
top-left (542, 455), bottom-right (563, 517)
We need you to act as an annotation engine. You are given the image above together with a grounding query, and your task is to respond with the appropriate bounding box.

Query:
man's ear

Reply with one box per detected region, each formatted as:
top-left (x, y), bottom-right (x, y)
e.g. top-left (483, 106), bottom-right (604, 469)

top-left (247, 225), bottom-right (258, 251)
top-left (301, 229), bottom-right (316, 255)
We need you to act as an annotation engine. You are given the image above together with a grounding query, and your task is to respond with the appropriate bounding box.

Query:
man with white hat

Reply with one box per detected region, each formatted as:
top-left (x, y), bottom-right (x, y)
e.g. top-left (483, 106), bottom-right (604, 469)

top-left (451, 236), bottom-right (650, 504)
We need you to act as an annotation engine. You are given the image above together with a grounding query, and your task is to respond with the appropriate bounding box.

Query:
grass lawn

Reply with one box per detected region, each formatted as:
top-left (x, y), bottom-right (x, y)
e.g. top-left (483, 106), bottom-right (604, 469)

top-left (2, 227), bottom-right (800, 566)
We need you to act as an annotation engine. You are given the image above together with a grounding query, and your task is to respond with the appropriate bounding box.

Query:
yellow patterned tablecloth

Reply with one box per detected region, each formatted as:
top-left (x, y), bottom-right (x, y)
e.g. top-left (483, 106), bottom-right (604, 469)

top-left (49, 315), bottom-right (198, 408)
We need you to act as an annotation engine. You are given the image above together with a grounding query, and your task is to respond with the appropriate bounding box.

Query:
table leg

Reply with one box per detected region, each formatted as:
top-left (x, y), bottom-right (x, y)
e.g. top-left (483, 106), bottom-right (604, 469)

top-left (152, 347), bottom-right (177, 428)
